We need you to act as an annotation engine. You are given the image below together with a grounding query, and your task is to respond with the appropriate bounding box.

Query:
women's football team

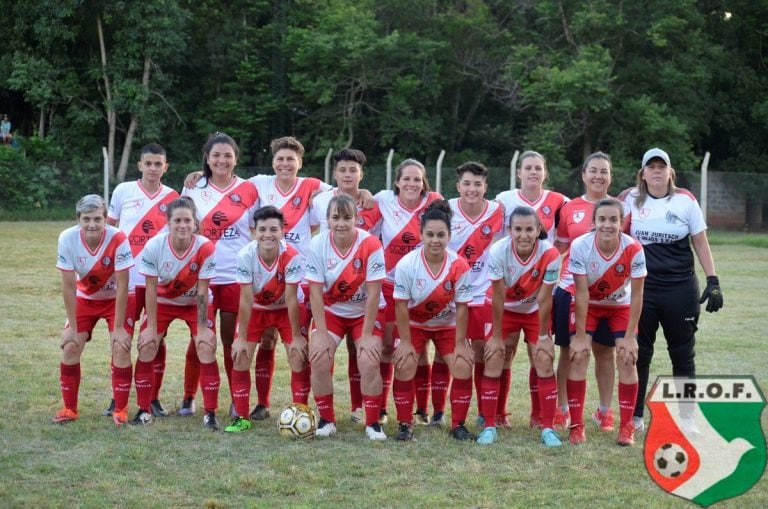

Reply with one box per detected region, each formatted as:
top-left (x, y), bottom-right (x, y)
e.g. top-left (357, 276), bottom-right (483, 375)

top-left (53, 137), bottom-right (723, 447)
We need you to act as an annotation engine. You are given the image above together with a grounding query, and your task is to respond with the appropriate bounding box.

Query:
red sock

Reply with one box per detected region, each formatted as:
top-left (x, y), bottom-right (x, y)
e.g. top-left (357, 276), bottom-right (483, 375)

top-left (449, 377), bottom-right (473, 428)
top-left (134, 360), bottom-right (155, 412)
top-left (290, 367), bottom-right (311, 405)
top-left (150, 342), bottom-right (166, 400)
top-left (231, 369), bottom-right (251, 418)
top-left (314, 394), bottom-right (335, 423)
top-left (60, 362), bottom-right (81, 411)
top-left (348, 349), bottom-right (362, 411)
top-left (567, 379), bottom-right (587, 427)
top-left (393, 378), bottom-right (415, 424)
top-left (480, 375), bottom-right (500, 425)
top-left (223, 343), bottom-right (234, 397)
top-left (496, 368), bottom-right (511, 417)
top-left (529, 367), bottom-right (540, 419)
top-left (362, 394), bottom-right (382, 426)
top-left (183, 339), bottom-right (200, 399)
top-left (432, 361), bottom-right (451, 413)
top-left (111, 362), bottom-right (132, 411)
top-left (474, 361), bottom-right (485, 413)
top-left (618, 382), bottom-right (639, 427)
top-left (414, 364), bottom-right (431, 411)
top-left (254, 346), bottom-right (275, 408)
top-left (538, 375), bottom-right (557, 429)
top-left (379, 362), bottom-right (393, 411)
top-left (199, 361), bottom-right (220, 413)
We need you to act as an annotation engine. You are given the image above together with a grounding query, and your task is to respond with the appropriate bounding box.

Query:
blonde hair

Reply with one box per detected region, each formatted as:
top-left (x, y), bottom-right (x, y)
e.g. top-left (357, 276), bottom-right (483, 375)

top-left (634, 165), bottom-right (679, 208)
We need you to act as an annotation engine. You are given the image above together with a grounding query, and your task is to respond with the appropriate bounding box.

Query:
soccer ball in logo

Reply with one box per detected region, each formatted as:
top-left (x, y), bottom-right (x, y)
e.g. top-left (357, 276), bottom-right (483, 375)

top-left (654, 443), bottom-right (688, 478)
top-left (277, 403), bottom-right (316, 438)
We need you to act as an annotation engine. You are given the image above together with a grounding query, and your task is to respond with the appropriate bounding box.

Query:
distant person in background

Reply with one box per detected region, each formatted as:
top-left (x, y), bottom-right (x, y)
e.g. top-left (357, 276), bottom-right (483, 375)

top-left (621, 148), bottom-right (723, 434)
top-left (1, 114), bottom-right (11, 144)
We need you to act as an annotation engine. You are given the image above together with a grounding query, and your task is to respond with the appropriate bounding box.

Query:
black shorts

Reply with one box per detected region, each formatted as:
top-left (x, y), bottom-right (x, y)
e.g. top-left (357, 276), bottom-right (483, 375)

top-left (552, 286), bottom-right (615, 347)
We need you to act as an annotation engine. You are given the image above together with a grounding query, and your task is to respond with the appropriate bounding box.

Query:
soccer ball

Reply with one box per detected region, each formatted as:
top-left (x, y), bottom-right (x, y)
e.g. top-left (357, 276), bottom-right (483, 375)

top-left (654, 443), bottom-right (688, 478)
top-left (277, 403), bottom-right (316, 438)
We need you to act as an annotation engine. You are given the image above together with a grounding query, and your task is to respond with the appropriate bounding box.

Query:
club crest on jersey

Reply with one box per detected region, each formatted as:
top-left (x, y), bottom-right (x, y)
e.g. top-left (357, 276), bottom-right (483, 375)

top-left (392, 210), bottom-right (402, 221)
top-left (589, 262), bottom-right (599, 272)
top-left (162, 261), bottom-right (173, 271)
top-left (573, 211), bottom-right (586, 223)
top-left (77, 256), bottom-right (86, 266)
top-left (443, 281), bottom-right (453, 291)
top-left (201, 191), bottom-right (212, 201)
top-left (416, 279), bottom-right (425, 290)
top-left (130, 199), bottom-right (143, 210)
top-left (639, 207), bottom-right (651, 219)
top-left (541, 205), bottom-right (552, 216)
top-left (159, 204), bottom-right (168, 213)
top-left (268, 194), bottom-right (276, 203)
top-left (102, 256), bottom-right (111, 266)
top-left (353, 258), bottom-right (363, 270)
top-left (326, 258), bottom-right (337, 269)
top-left (615, 264), bottom-right (625, 274)
top-left (506, 265), bottom-right (516, 276)
top-left (531, 269), bottom-right (540, 279)
top-left (230, 194), bottom-right (241, 203)
top-left (481, 225), bottom-right (492, 236)
top-left (292, 197), bottom-right (302, 207)
top-left (356, 217), bottom-right (365, 226)
top-left (644, 376), bottom-right (766, 507)
top-left (666, 211), bottom-right (680, 224)
top-left (190, 262), bottom-right (198, 272)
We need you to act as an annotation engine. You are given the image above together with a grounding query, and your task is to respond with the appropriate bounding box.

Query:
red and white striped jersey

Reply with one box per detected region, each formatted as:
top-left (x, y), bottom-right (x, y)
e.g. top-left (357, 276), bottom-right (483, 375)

top-left (393, 247), bottom-right (473, 330)
top-left (139, 232), bottom-right (216, 306)
top-left (236, 240), bottom-right (305, 310)
top-left (567, 232), bottom-right (647, 307)
top-left (448, 198), bottom-right (505, 305)
top-left (305, 229), bottom-right (386, 319)
top-left (250, 175), bottom-right (331, 258)
top-left (56, 225), bottom-right (134, 300)
top-left (309, 189), bottom-right (380, 236)
top-left (495, 189), bottom-right (569, 243)
top-left (555, 195), bottom-right (603, 291)
top-left (181, 177), bottom-right (259, 285)
top-left (108, 180), bottom-right (179, 291)
top-left (359, 190), bottom-right (442, 281)
top-left (486, 237), bottom-right (560, 314)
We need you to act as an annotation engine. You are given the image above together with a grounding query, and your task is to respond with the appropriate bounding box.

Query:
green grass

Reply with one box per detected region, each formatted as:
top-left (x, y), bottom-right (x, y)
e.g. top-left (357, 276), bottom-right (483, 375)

top-left (708, 230), bottom-right (768, 248)
top-left (0, 222), bottom-right (765, 508)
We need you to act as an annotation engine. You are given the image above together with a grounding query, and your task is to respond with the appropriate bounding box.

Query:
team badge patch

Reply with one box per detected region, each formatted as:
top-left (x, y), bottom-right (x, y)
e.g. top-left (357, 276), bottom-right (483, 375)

top-left (292, 197), bottom-right (302, 206)
top-left (230, 194), bottom-right (241, 203)
top-left (481, 225), bottom-right (492, 236)
top-left (353, 258), bottom-right (362, 269)
top-left (541, 205), bottom-right (551, 216)
top-left (416, 279), bottom-right (425, 290)
top-left (615, 264), bottom-right (624, 274)
top-left (102, 256), bottom-right (111, 266)
top-left (573, 211), bottom-right (585, 223)
top-left (159, 204), bottom-right (168, 212)
top-left (190, 262), bottom-right (198, 271)
top-left (392, 210), bottom-right (402, 221)
top-left (644, 376), bottom-right (766, 507)
top-left (443, 281), bottom-right (453, 291)
top-left (639, 207), bottom-right (651, 219)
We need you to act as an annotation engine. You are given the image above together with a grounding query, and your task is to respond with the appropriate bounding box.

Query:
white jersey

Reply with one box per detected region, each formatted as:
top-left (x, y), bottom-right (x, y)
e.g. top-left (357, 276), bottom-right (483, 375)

top-left (236, 240), bottom-right (305, 310)
top-left (309, 189), bottom-right (379, 236)
top-left (448, 198), bottom-right (505, 305)
top-left (140, 233), bottom-right (216, 306)
top-left (182, 176), bottom-right (259, 285)
top-left (568, 232), bottom-right (647, 307)
top-left (487, 237), bottom-right (561, 314)
top-left (305, 229), bottom-right (386, 319)
top-left (56, 225), bottom-right (134, 300)
top-left (495, 189), bottom-right (569, 243)
top-left (250, 175), bottom-right (331, 258)
top-left (393, 247), bottom-right (473, 330)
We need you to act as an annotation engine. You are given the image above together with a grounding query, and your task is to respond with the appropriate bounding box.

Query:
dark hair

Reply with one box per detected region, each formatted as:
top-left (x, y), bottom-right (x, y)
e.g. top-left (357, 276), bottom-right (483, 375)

top-left (509, 206), bottom-right (547, 240)
top-left (592, 198), bottom-right (625, 224)
top-left (140, 143), bottom-right (166, 158)
top-left (166, 196), bottom-right (199, 232)
top-left (420, 199), bottom-right (452, 232)
top-left (455, 161), bottom-right (488, 180)
top-left (581, 151), bottom-right (611, 173)
top-left (333, 148), bottom-right (366, 167)
top-left (201, 133), bottom-right (239, 185)
top-left (394, 158), bottom-right (431, 196)
top-left (327, 194), bottom-right (357, 220)
top-left (253, 205), bottom-right (285, 227)
top-left (270, 136), bottom-right (305, 158)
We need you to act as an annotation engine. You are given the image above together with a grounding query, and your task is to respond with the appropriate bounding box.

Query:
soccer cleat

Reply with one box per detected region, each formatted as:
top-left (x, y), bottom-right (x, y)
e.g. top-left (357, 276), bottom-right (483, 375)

top-left (203, 411), bottom-right (220, 431)
top-left (429, 411), bottom-right (445, 427)
top-left (178, 397), bottom-right (196, 416)
top-left (591, 408), bottom-right (615, 432)
top-left (413, 409), bottom-right (429, 425)
top-left (554, 408), bottom-right (571, 430)
top-left (249, 404), bottom-right (270, 421)
top-left (365, 423), bottom-right (387, 441)
top-left (112, 407), bottom-right (129, 426)
top-left (632, 416), bottom-right (645, 433)
top-left (476, 426), bottom-right (498, 445)
top-left (315, 418), bottom-right (337, 437)
top-left (52, 408), bottom-right (78, 424)
top-left (450, 424), bottom-right (477, 441)
top-left (129, 409), bottom-right (153, 426)
top-left (378, 410), bottom-right (389, 425)
top-left (101, 399), bottom-right (115, 417)
top-left (495, 413), bottom-right (512, 429)
top-left (150, 400), bottom-right (169, 417)
top-left (224, 416), bottom-right (253, 433)
top-left (541, 428), bottom-right (563, 448)
top-left (395, 423), bottom-right (414, 441)
top-left (350, 407), bottom-right (364, 423)
top-left (529, 414), bottom-right (543, 429)
top-left (569, 424), bottom-right (586, 445)
top-left (617, 422), bottom-right (635, 446)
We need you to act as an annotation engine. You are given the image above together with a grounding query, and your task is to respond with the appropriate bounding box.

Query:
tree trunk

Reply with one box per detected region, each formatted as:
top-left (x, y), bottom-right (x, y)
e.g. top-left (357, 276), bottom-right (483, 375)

top-left (97, 14), bottom-right (115, 179)
top-left (117, 57), bottom-right (152, 182)
top-left (38, 108), bottom-right (45, 139)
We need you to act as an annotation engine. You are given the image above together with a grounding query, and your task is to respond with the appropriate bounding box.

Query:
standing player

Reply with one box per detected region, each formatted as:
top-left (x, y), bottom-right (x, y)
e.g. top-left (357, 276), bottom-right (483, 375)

top-left (104, 143), bottom-right (179, 418)
top-left (622, 148), bottom-right (722, 433)
top-left (566, 198), bottom-right (646, 446)
top-left (493, 150), bottom-right (568, 428)
top-left (305, 195), bottom-right (387, 440)
top-left (136, 197), bottom-right (218, 428)
top-left (391, 200), bottom-right (475, 441)
top-left (53, 195), bottom-right (134, 425)
top-left (225, 206), bottom-right (309, 433)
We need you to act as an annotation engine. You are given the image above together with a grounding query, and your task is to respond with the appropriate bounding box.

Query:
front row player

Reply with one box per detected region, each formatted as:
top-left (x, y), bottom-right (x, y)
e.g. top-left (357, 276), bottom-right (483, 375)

top-left (566, 198), bottom-right (646, 446)
top-left (137, 197), bottom-right (220, 429)
top-left (226, 206), bottom-right (311, 433)
top-left (54, 195), bottom-right (134, 425)
top-left (481, 206), bottom-right (562, 446)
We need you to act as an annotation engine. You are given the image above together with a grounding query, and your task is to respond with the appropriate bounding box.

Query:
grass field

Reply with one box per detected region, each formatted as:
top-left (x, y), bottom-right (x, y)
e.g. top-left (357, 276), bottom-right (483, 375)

top-left (0, 222), bottom-right (765, 508)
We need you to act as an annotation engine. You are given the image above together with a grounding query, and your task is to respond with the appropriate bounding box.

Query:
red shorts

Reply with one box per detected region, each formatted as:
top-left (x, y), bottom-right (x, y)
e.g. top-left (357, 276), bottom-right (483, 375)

top-left (492, 309), bottom-right (540, 343)
top-left (467, 304), bottom-right (492, 341)
top-left (568, 304), bottom-right (632, 338)
top-left (127, 287), bottom-right (146, 322)
top-left (140, 303), bottom-right (205, 338)
top-left (211, 283), bottom-right (239, 314)
top-left (399, 327), bottom-right (457, 357)
top-left (64, 297), bottom-right (132, 340)
top-left (382, 280), bottom-right (396, 322)
top-left (311, 310), bottom-right (385, 344)
top-left (244, 307), bottom-right (308, 344)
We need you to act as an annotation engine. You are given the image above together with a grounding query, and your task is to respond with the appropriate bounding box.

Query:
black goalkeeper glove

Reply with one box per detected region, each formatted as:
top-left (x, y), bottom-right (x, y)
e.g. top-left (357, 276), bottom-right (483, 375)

top-left (699, 276), bottom-right (723, 313)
